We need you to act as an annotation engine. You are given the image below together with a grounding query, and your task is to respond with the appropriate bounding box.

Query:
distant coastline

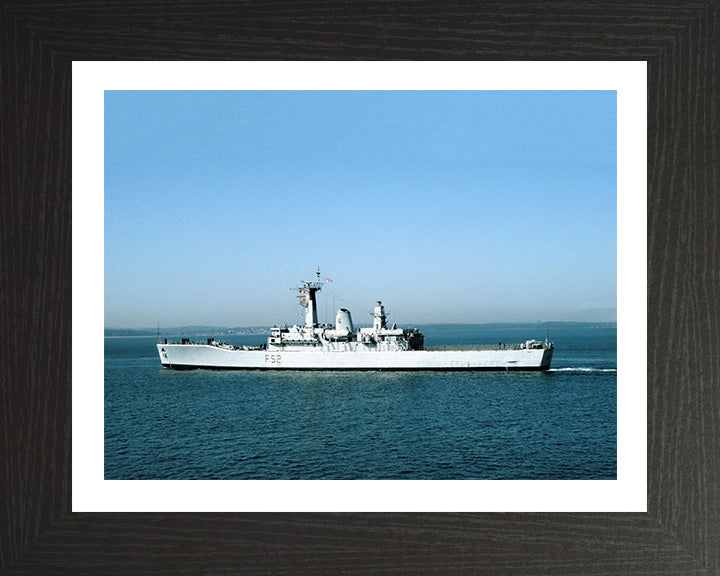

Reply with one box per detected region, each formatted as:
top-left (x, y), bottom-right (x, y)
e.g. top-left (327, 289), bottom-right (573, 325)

top-left (104, 326), bottom-right (272, 338)
top-left (104, 321), bottom-right (616, 338)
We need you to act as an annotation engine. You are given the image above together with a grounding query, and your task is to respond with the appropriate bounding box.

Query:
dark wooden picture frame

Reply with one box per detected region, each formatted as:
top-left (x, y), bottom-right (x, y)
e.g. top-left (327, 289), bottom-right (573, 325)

top-left (2, 2), bottom-right (718, 574)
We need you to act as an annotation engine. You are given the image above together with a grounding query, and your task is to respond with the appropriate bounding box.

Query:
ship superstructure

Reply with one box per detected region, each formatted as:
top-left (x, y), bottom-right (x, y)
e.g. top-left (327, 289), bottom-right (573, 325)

top-left (157, 271), bottom-right (553, 371)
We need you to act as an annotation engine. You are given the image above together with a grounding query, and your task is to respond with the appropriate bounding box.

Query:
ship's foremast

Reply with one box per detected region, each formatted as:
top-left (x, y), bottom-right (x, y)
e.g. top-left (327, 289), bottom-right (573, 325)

top-left (298, 268), bottom-right (324, 328)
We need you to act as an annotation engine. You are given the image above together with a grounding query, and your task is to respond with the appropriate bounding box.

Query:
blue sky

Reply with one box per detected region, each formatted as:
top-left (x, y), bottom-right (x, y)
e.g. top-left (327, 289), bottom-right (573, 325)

top-left (105, 90), bottom-right (616, 328)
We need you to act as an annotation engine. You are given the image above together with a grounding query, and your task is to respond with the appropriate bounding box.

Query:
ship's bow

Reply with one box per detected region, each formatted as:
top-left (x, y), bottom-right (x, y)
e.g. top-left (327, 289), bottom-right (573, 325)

top-left (540, 347), bottom-right (554, 370)
top-left (157, 343), bottom-right (171, 368)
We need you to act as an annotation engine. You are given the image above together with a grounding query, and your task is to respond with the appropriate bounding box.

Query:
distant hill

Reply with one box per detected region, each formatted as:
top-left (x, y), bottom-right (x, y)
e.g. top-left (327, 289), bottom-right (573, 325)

top-left (105, 321), bottom-right (615, 338)
top-left (105, 326), bottom-right (271, 337)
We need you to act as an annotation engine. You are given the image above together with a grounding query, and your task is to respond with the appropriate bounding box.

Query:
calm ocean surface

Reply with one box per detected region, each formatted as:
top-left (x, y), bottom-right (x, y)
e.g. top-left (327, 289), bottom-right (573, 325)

top-left (105, 323), bottom-right (616, 480)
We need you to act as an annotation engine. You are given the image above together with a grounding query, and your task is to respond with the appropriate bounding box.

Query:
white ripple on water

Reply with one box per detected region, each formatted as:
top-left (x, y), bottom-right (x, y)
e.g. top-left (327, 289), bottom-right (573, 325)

top-left (548, 367), bottom-right (617, 372)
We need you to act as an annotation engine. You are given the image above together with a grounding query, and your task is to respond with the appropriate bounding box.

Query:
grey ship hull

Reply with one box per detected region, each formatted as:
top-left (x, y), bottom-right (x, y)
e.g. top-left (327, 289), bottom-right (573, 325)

top-left (158, 343), bottom-right (554, 371)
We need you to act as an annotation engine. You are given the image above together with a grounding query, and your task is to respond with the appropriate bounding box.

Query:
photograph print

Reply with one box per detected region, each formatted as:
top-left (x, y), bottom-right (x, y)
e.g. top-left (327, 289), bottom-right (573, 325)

top-left (104, 89), bottom-right (617, 480)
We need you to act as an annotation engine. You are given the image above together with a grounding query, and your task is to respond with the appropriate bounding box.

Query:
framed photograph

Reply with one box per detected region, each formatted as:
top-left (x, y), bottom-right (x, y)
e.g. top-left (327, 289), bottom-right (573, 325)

top-left (3, 2), bottom-right (717, 574)
top-left (77, 62), bottom-right (641, 514)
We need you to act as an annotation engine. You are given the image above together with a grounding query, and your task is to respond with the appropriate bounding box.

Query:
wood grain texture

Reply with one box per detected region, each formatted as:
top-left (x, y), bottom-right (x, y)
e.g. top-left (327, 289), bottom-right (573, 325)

top-left (1, 1), bottom-right (718, 574)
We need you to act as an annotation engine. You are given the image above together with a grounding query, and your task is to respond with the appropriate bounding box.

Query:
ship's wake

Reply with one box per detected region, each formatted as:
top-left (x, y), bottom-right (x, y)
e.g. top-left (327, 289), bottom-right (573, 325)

top-left (548, 367), bottom-right (617, 373)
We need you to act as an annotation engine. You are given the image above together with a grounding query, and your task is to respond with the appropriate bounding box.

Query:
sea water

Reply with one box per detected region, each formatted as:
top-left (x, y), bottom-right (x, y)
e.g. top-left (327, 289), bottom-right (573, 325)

top-left (104, 323), bottom-right (616, 479)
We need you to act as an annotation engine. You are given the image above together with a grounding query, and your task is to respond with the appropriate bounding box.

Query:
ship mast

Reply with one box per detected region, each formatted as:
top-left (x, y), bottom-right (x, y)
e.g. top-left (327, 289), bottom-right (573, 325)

top-left (546, 321), bottom-right (549, 347)
top-left (298, 268), bottom-right (324, 328)
top-left (373, 301), bottom-right (387, 331)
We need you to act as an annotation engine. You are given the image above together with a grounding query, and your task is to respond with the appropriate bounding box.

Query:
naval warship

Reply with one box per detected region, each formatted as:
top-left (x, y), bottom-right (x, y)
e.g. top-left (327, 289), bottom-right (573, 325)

top-left (157, 271), bottom-right (554, 371)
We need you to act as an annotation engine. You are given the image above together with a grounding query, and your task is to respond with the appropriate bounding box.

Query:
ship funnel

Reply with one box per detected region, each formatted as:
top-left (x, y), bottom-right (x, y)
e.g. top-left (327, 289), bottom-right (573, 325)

top-left (336, 308), bottom-right (354, 333)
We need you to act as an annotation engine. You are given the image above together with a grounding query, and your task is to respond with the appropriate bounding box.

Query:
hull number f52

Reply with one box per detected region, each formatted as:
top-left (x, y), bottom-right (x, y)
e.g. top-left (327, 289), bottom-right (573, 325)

top-left (265, 354), bottom-right (282, 364)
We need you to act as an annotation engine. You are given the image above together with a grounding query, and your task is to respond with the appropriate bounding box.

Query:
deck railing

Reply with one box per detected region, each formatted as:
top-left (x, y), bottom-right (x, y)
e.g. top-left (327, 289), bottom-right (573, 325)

top-left (424, 343), bottom-right (526, 351)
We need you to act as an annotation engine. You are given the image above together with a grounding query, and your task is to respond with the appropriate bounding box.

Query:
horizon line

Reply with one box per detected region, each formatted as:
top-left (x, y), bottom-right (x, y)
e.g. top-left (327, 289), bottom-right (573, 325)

top-left (105, 319), bottom-right (618, 331)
